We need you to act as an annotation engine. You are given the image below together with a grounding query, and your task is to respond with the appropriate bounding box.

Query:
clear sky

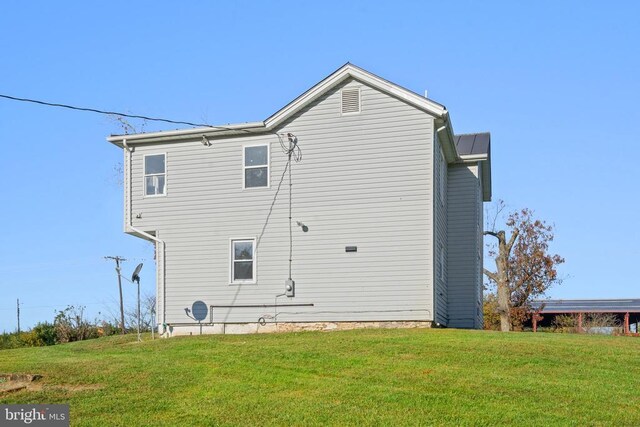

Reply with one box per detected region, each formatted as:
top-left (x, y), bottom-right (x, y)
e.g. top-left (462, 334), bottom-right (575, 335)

top-left (1, 1), bottom-right (639, 331)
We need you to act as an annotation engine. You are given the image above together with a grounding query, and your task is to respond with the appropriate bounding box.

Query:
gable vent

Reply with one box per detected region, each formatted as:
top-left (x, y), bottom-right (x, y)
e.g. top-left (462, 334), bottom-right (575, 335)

top-left (341, 88), bottom-right (360, 114)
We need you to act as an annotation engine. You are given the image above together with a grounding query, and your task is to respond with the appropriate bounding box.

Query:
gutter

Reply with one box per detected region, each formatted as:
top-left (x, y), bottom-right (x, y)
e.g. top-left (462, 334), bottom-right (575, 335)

top-left (122, 139), bottom-right (168, 334)
top-left (458, 154), bottom-right (489, 162)
top-left (108, 122), bottom-right (266, 146)
top-left (435, 111), bottom-right (458, 163)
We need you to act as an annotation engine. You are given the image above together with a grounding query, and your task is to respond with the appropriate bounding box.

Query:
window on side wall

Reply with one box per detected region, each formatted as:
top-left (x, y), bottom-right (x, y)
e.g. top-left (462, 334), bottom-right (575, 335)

top-left (244, 145), bottom-right (269, 188)
top-left (230, 239), bottom-right (256, 284)
top-left (144, 153), bottom-right (166, 196)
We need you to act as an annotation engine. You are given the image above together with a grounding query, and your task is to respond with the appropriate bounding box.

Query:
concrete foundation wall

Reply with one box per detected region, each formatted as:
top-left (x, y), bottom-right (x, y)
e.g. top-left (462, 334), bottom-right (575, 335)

top-left (161, 321), bottom-right (432, 337)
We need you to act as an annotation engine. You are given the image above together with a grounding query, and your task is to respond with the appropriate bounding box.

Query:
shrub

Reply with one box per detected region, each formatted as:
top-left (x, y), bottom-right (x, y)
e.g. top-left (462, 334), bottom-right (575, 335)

top-left (553, 314), bottom-right (577, 333)
top-left (54, 306), bottom-right (99, 343)
top-left (32, 322), bottom-right (57, 346)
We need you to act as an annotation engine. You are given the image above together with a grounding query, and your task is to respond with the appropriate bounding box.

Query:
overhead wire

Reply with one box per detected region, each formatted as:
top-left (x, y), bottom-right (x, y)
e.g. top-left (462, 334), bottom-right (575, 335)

top-left (0, 93), bottom-right (249, 131)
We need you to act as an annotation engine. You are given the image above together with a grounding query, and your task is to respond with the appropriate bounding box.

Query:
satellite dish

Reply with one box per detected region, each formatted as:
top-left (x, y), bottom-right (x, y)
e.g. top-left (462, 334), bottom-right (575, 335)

top-left (131, 263), bottom-right (143, 284)
top-left (192, 301), bottom-right (208, 322)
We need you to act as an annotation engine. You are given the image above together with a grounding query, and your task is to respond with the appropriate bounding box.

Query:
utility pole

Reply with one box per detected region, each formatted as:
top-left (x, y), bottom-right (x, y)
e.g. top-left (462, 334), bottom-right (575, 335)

top-left (105, 256), bottom-right (127, 335)
top-left (16, 299), bottom-right (20, 334)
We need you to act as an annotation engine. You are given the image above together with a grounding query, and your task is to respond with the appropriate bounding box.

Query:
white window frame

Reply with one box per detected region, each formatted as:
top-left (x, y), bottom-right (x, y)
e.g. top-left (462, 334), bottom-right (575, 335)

top-left (242, 144), bottom-right (270, 189)
top-left (340, 87), bottom-right (361, 116)
top-left (229, 238), bottom-right (257, 285)
top-left (143, 153), bottom-right (167, 197)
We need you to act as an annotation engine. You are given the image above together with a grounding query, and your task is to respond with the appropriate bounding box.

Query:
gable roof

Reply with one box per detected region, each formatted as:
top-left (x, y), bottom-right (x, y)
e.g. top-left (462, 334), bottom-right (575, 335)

top-left (106, 63), bottom-right (491, 200)
top-left (107, 63), bottom-right (451, 145)
top-left (265, 63), bottom-right (448, 127)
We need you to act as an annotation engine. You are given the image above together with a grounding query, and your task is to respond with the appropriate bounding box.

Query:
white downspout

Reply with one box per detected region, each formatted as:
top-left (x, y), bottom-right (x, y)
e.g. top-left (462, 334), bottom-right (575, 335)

top-left (122, 139), bottom-right (167, 335)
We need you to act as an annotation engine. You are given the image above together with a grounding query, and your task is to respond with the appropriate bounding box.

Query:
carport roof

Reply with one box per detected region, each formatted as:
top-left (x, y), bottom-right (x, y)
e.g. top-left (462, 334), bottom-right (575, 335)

top-left (531, 299), bottom-right (640, 313)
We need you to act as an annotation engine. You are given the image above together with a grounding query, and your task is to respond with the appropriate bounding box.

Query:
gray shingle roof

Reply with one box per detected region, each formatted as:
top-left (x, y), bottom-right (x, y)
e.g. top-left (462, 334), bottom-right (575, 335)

top-left (530, 299), bottom-right (640, 313)
top-left (454, 132), bottom-right (490, 156)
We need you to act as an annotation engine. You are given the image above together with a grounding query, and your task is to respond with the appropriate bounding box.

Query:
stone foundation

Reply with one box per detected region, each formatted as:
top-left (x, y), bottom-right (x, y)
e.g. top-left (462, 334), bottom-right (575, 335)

top-left (162, 320), bottom-right (432, 337)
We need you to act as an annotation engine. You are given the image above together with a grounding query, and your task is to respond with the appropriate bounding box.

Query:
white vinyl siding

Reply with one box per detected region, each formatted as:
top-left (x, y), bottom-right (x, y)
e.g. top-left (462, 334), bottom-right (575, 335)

top-left (438, 149), bottom-right (446, 206)
top-left (144, 153), bottom-right (166, 196)
top-left (434, 134), bottom-right (448, 325)
top-left (128, 78), bottom-right (435, 324)
top-left (447, 163), bottom-right (483, 328)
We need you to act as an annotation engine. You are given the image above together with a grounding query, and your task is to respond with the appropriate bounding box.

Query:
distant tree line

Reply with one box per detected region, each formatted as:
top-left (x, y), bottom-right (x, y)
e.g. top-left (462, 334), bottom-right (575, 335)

top-left (0, 296), bottom-right (155, 350)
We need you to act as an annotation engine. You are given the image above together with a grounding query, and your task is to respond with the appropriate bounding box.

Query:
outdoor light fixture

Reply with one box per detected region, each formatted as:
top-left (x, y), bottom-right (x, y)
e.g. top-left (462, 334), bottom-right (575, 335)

top-left (201, 135), bottom-right (211, 146)
top-left (296, 221), bottom-right (309, 232)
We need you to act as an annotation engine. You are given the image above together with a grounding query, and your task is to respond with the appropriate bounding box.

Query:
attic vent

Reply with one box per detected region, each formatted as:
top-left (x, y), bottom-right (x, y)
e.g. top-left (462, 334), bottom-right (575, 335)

top-left (341, 88), bottom-right (360, 114)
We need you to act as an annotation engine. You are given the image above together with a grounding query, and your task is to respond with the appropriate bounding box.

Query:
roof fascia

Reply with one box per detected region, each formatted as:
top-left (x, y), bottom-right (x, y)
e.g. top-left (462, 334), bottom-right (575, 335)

top-left (107, 122), bottom-right (266, 146)
top-left (264, 63), bottom-right (447, 129)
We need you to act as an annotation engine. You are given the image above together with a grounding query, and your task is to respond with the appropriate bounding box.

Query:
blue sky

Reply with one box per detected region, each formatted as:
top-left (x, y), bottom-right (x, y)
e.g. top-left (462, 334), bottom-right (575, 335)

top-left (1, 1), bottom-right (639, 330)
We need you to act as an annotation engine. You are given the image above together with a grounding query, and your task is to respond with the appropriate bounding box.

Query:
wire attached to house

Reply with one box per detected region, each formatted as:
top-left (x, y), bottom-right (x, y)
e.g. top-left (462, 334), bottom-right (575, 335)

top-left (0, 93), bottom-right (221, 128)
top-left (256, 133), bottom-right (302, 282)
top-left (276, 133), bottom-right (301, 280)
top-left (278, 132), bottom-right (302, 162)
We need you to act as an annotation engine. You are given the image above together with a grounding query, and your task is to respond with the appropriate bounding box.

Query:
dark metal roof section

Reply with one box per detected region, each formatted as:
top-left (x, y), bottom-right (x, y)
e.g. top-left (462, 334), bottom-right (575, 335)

top-left (530, 299), bottom-right (640, 313)
top-left (454, 132), bottom-right (490, 156)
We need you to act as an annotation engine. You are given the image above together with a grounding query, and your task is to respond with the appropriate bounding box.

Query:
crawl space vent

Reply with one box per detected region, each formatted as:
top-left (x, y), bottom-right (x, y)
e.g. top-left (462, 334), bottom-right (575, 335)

top-left (341, 88), bottom-right (360, 114)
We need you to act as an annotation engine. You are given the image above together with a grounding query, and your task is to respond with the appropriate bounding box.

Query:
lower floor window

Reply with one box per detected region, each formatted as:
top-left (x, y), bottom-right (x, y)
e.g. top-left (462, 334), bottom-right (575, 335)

top-left (231, 239), bottom-right (256, 284)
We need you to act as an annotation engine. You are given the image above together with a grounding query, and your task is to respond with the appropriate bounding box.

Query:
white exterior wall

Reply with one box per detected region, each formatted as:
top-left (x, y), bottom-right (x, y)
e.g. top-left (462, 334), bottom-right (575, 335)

top-left (447, 163), bottom-right (483, 328)
top-left (127, 78), bottom-right (436, 327)
top-left (434, 135), bottom-right (448, 325)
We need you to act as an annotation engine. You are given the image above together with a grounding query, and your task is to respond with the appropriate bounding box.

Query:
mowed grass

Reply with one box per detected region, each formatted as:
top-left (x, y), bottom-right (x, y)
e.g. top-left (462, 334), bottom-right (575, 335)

top-left (1, 328), bottom-right (639, 426)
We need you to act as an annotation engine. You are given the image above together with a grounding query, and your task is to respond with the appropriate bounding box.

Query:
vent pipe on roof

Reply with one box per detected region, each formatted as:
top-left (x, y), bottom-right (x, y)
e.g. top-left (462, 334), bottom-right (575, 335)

top-left (424, 90), bottom-right (428, 98)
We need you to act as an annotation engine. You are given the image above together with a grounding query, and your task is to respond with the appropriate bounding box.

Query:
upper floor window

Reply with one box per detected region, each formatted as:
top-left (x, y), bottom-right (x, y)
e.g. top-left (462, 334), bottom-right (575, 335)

top-left (144, 154), bottom-right (166, 196)
top-left (244, 145), bottom-right (269, 188)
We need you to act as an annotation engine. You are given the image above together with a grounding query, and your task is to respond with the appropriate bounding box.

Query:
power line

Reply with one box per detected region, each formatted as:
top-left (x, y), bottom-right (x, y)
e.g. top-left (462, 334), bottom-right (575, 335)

top-left (104, 256), bottom-right (127, 335)
top-left (0, 93), bottom-right (215, 128)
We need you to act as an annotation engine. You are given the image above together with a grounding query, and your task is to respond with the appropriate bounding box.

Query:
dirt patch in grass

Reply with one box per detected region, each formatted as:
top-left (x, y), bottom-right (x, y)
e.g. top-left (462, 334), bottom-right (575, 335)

top-left (0, 373), bottom-right (101, 395)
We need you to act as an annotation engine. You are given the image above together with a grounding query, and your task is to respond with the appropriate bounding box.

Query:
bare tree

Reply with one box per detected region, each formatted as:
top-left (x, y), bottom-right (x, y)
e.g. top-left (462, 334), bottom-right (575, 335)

top-left (484, 202), bottom-right (565, 331)
top-left (124, 294), bottom-right (156, 332)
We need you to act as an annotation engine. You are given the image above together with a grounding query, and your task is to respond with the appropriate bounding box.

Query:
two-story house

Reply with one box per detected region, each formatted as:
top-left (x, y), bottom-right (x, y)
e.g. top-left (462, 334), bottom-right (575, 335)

top-left (108, 63), bottom-right (491, 336)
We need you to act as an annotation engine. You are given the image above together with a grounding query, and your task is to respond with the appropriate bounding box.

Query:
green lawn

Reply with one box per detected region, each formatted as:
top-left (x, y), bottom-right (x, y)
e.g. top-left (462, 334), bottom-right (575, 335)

top-left (1, 328), bottom-right (638, 426)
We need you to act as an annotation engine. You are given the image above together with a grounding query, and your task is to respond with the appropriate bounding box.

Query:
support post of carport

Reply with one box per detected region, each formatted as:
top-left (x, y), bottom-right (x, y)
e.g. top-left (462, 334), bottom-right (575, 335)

top-left (578, 312), bottom-right (583, 333)
top-left (624, 312), bottom-right (630, 335)
top-left (532, 312), bottom-right (543, 333)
